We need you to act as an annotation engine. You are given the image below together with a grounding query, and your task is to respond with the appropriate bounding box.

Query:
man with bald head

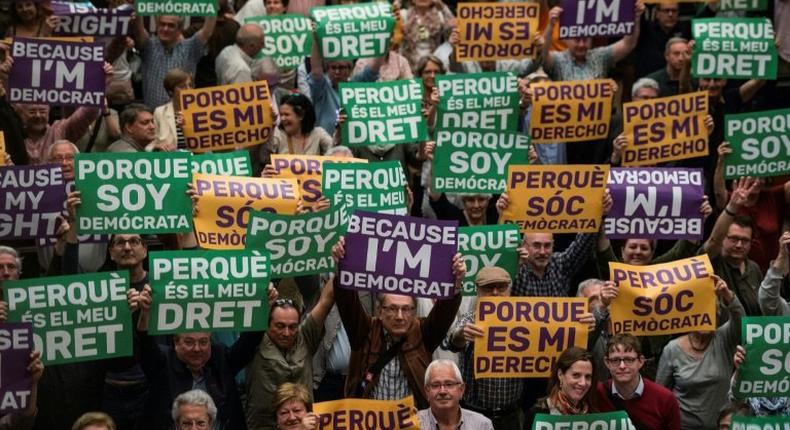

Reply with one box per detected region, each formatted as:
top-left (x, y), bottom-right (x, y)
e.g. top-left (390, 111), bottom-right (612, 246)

top-left (216, 23), bottom-right (276, 84)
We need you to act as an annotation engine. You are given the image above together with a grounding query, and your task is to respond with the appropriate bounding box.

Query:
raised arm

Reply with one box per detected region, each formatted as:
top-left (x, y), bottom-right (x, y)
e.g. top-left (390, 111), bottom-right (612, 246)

top-left (611, 1), bottom-right (644, 62)
top-left (713, 142), bottom-right (731, 210)
top-left (331, 237), bottom-right (373, 350)
top-left (758, 232), bottom-right (790, 316)
top-left (196, 16), bottom-right (217, 44)
top-left (541, 6), bottom-right (562, 71)
top-left (134, 13), bottom-right (150, 48)
top-left (704, 177), bottom-right (760, 257)
top-left (309, 278), bottom-right (336, 326)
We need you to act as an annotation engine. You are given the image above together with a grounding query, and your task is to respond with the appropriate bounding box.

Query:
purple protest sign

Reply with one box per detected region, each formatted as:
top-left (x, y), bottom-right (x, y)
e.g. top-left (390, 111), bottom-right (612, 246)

top-left (0, 323), bottom-right (34, 414)
top-left (604, 167), bottom-right (705, 241)
top-left (36, 181), bottom-right (109, 246)
top-left (52, 2), bottom-right (134, 37)
top-left (0, 165), bottom-right (68, 240)
top-left (559, 0), bottom-right (635, 38)
top-left (9, 38), bottom-right (105, 107)
top-left (338, 211), bottom-right (459, 299)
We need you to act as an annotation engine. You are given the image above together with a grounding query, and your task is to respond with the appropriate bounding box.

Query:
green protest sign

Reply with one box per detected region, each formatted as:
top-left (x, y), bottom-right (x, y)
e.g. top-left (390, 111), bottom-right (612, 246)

top-left (435, 72), bottom-right (520, 132)
top-left (244, 14), bottom-right (312, 69)
top-left (432, 128), bottom-right (530, 194)
top-left (735, 316), bottom-right (790, 398)
top-left (692, 18), bottom-right (777, 79)
top-left (192, 151), bottom-right (253, 176)
top-left (731, 415), bottom-right (790, 428)
top-left (718, 0), bottom-right (767, 12)
top-left (4, 271), bottom-right (132, 365)
top-left (149, 249), bottom-right (271, 335)
top-left (532, 411), bottom-right (634, 430)
top-left (322, 161), bottom-right (408, 215)
top-left (458, 224), bottom-right (520, 296)
top-left (246, 204), bottom-right (349, 277)
top-left (136, 0), bottom-right (216, 16)
top-left (724, 108), bottom-right (790, 179)
top-left (339, 79), bottom-right (427, 147)
top-left (75, 152), bottom-right (193, 234)
top-left (310, 3), bottom-right (394, 60)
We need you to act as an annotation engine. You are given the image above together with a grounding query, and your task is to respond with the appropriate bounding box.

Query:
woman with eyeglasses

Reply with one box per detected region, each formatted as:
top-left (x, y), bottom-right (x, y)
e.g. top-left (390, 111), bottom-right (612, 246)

top-left (524, 347), bottom-right (598, 430)
top-left (656, 275), bottom-right (745, 430)
top-left (273, 383), bottom-right (318, 430)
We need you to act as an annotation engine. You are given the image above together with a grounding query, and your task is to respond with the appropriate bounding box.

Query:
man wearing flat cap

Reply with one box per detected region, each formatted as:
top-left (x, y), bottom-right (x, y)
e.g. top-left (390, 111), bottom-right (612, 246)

top-left (442, 267), bottom-right (524, 430)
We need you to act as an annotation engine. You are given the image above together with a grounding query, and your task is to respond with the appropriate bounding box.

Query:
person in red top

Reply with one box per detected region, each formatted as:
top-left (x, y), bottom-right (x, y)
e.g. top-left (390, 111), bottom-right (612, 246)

top-left (596, 334), bottom-right (681, 430)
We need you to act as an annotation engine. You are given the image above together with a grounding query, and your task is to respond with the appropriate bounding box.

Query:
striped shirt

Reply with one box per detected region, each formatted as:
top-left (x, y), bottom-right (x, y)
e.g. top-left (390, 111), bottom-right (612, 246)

top-left (370, 334), bottom-right (411, 401)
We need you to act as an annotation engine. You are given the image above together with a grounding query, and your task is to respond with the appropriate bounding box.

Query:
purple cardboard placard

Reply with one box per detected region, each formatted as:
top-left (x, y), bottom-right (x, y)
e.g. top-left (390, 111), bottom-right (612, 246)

top-left (0, 164), bottom-right (68, 240)
top-left (338, 211), bottom-right (459, 299)
top-left (559, 0), bottom-right (635, 38)
top-left (9, 38), bottom-right (105, 107)
top-left (0, 322), bottom-right (34, 414)
top-left (52, 2), bottom-right (134, 37)
top-left (604, 167), bottom-right (705, 241)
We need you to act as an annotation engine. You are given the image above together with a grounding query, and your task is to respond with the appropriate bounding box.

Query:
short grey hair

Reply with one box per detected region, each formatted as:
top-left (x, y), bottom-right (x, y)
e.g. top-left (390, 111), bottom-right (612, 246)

top-left (236, 24), bottom-right (263, 47)
top-left (0, 246), bottom-right (22, 274)
top-left (631, 78), bottom-right (660, 99)
top-left (577, 279), bottom-right (604, 297)
top-left (665, 37), bottom-right (688, 54)
top-left (171, 389), bottom-right (217, 425)
top-left (47, 139), bottom-right (79, 161)
top-left (424, 359), bottom-right (463, 387)
top-left (326, 145), bottom-right (353, 157)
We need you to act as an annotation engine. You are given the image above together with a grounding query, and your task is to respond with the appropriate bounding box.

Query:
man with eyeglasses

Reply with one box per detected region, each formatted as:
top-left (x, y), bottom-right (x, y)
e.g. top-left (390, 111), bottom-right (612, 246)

top-left (595, 334), bottom-right (681, 430)
top-left (171, 389), bottom-right (217, 430)
top-left (417, 359), bottom-right (494, 430)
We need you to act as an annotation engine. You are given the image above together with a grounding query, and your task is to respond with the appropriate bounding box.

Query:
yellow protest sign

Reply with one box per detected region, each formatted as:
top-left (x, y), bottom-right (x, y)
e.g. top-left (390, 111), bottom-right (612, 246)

top-left (180, 81), bottom-right (274, 153)
top-left (313, 396), bottom-right (420, 430)
top-left (623, 91), bottom-right (709, 166)
top-left (2, 36), bottom-right (95, 44)
top-left (530, 79), bottom-right (615, 143)
top-left (0, 131), bottom-right (5, 166)
top-left (609, 255), bottom-right (717, 336)
top-left (474, 297), bottom-right (589, 378)
top-left (270, 154), bottom-right (367, 210)
top-left (192, 173), bottom-right (300, 250)
top-left (456, 2), bottom-right (540, 62)
top-left (500, 164), bottom-right (609, 233)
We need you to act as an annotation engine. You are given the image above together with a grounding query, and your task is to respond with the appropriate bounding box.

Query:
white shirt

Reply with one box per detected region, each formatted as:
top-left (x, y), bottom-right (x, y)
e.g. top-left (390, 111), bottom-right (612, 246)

top-left (235, 0), bottom-right (266, 25)
top-left (611, 375), bottom-right (645, 400)
top-left (216, 44), bottom-right (255, 85)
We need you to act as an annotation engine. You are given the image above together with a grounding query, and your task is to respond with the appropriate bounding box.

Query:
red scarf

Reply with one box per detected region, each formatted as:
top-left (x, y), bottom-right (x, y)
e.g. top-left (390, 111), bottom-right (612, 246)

top-left (551, 390), bottom-right (589, 416)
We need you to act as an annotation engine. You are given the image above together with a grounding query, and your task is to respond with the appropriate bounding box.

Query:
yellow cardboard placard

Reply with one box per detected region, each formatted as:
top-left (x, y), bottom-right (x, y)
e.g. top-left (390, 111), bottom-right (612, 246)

top-left (313, 396), bottom-right (420, 430)
top-left (456, 2), bottom-right (540, 61)
top-left (270, 154), bottom-right (367, 210)
top-left (530, 79), bottom-right (615, 143)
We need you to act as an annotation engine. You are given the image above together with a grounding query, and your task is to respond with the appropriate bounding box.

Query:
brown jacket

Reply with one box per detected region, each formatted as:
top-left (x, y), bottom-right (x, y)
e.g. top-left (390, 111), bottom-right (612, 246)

top-left (334, 283), bottom-right (461, 409)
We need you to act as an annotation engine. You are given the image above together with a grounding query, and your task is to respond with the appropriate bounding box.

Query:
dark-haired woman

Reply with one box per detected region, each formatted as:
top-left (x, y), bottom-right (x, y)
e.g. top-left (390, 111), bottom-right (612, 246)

top-left (262, 93), bottom-right (333, 167)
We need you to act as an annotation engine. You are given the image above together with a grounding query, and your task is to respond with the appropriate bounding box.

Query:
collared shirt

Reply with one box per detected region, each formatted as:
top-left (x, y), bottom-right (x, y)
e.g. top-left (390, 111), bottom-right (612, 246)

top-left (513, 233), bottom-right (596, 297)
top-left (215, 44), bottom-right (254, 85)
top-left (443, 310), bottom-right (523, 410)
top-left (546, 46), bottom-right (614, 82)
top-left (611, 376), bottom-right (645, 400)
top-left (326, 324), bottom-right (350, 374)
top-left (371, 332), bottom-right (411, 401)
top-left (417, 407), bottom-right (494, 430)
top-left (140, 35), bottom-right (206, 108)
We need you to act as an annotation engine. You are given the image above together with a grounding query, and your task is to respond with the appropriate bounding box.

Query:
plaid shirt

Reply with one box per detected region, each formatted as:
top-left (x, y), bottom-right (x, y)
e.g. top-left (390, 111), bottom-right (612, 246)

top-left (371, 334), bottom-right (411, 401)
top-left (140, 35), bottom-right (206, 108)
top-left (512, 233), bottom-right (596, 298)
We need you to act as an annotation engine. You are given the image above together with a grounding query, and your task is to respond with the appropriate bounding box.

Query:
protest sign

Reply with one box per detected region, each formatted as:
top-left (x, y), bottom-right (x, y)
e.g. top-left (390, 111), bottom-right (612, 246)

top-left (0, 323), bottom-right (34, 413)
top-left (246, 204), bottom-right (349, 277)
top-left (75, 152), bottom-right (193, 234)
top-left (532, 411), bottom-right (634, 430)
top-left (456, 2), bottom-right (539, 61)
top-left (609, 256), bottom-right (717, 336)
top-left (735, 317), bottom-right (790, 398)
top-left (604, 167), bottom-right (705, 241)
top-left (559, 0), bottom-right (635, 38)
top-left (339, 79), bottom-right (427, 147)
top-left (731, 415), bottom-right (790, 429)
top-left (148, 249), bottom-right (271, 334)
top-left (724, 108), bottom-right (790, 179)
top-left (0, 164), bottom-right (67, 240)
top-left (270, 154), bottom-right (367, 210)
top-left (338, 211), bottom-right (458, 299)
top-left (180, 81), bottom-right (274, 153)
top-left (718, 0), bottom-right (767, 11)
top-left (35, 180), bottom-right (109, 246)
top-left (530, 79), bottom-right (614, 143)
top-left (458, 224), bottom-right (520, 296)
top-left (9, 38), bottom-right (105, 106)
top-left (52, 2), bottom-right (133, 37)
top-left (192, 151), bottom-right (253, 176)
top-left (310, 3), bottom-right (394, 60)
top-left (436, 72), bottom-right (520, 132)
top-left (313, 396), bottom-right (419, 430)
top-left (501, 164), bottom-right (609, 233)
top-left (136, 0), bottom-right (216, 16)
top-left (322, 161), bottom-right (408, 215)
top-left (244, 14), bottom-right (312, 69)
top-left (474, 297), bottom-right (589, 378)
top-left (692, 18), bottom-right (777, 80)
top-left (432, 128), bottom-right (530, 194)
top-left (193, 173), bottom-right (300, 250)
top-left (622, 91), bottom-right (709, 166)
top-left (0, 131), bottom-right (5, 166)
top-left (4, 271), bottom-right (133, 365)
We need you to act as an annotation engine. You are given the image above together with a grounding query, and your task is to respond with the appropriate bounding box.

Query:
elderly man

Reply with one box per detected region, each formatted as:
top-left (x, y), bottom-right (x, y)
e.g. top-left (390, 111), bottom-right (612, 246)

top-left (171, 390), bottom-right (217, 430)
top-left (0, 246), bottom-right (21, 281)
top-left (330, 237), bottom-right (465, 409)
top-left (418, 360), bottom-right (494, 430)
top-left (107, 104), bottom-right (157, 152)
top-left (216, 24), bottom-right (276, 85)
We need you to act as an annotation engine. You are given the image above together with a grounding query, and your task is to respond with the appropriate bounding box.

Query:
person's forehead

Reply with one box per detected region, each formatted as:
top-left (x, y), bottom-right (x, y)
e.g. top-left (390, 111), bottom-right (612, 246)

top-left (525, 233), bottom-right (553, 243)
top-left (179, 404), bottom-right (209, 417)
top-left (51, 143), bottom-right (76, 154)
top-left (625, 239), bottom-right (651, 247)
top-left (609, 345), bottom-right (638, 357)
top-left (271, 306), bottom-right (300, 323)
top-left (159, 16), bottom-right (179, 25)
top-left (582, 284), bottom-right (602, 296)
top-left (0, 254), bottom-right (16, 264)
top-left (658, 3), bottom-right (678, 11)
top-left (428, 365), bottom-right (458, 381)
top-left (727, 223), bottom-right (752, 236)
top-left (382, 294), bottom-right (414, 307)
top-left (179, 332), bottom-right (210, 341)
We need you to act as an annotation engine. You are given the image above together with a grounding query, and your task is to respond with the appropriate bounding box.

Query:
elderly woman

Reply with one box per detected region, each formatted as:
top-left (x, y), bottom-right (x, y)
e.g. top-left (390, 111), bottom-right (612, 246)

top-left (274, 383), bottom-right (318, 430)
top-left (656, 276), bottom-right (744, 430)
top-left (524, 347), bottom-right (598, 429)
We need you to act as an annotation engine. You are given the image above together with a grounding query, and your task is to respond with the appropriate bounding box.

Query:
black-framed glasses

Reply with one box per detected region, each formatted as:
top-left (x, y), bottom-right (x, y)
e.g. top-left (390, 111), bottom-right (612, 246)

top-left (725, 235), bottom-right (751, 245)
top-left (427, 381), bottom-right (462, 390)
top-left (605, 356), bottom-right (639, 366)
top-left (112, 237), bottom-right (143, 248)
top-left (380, 305), bottom-right (416, 316)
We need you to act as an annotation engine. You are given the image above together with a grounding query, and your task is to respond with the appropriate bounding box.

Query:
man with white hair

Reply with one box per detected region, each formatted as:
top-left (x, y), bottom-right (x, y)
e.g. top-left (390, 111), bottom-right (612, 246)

top-left (418, 359), bottom-right (494, 430)
top-left (171, 389), bottom-right (217, 430)
top-left (216, 24), bottom-right (276, 85)
top-left (0, 245), bottom-right (21, 281)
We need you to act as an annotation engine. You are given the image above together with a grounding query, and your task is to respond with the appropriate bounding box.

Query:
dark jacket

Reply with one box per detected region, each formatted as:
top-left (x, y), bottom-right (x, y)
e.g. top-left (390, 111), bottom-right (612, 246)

top-left (136, 330), bottom-right (263, 430)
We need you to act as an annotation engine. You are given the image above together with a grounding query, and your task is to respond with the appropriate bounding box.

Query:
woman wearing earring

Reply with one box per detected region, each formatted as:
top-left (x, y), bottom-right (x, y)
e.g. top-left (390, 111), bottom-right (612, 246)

top-left (524, 347), bottom-right (597, 429)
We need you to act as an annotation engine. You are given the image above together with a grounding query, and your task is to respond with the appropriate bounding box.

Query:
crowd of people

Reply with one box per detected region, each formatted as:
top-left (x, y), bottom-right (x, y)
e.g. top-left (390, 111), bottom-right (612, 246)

top-left (0, 0), bottom-right (788, 429)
